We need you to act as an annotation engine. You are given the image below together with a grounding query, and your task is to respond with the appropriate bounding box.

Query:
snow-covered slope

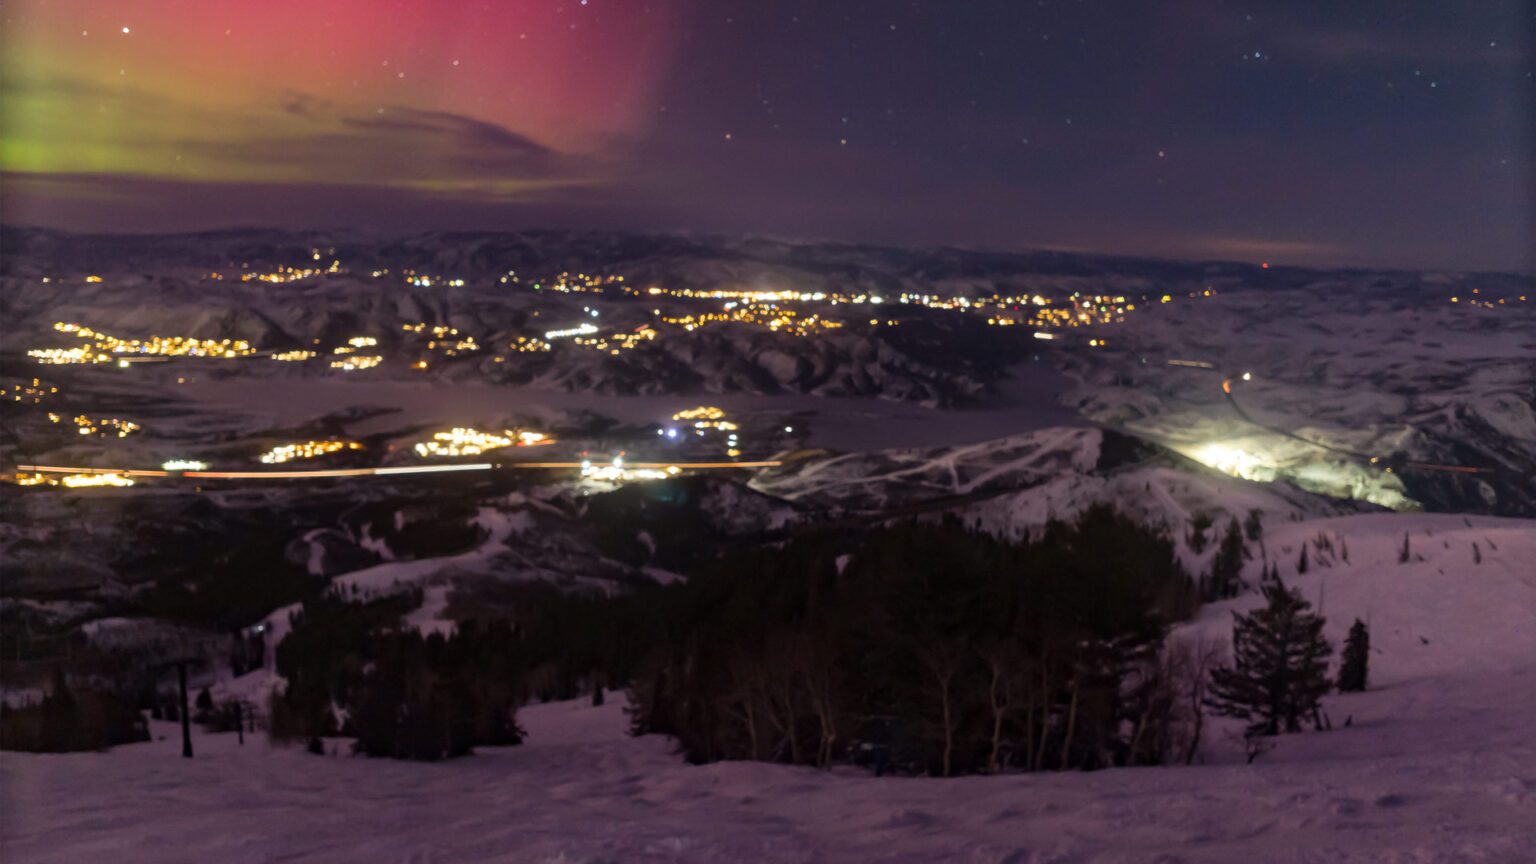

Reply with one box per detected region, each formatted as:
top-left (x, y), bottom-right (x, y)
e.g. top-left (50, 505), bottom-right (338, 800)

top-left (4, 510), bottom-right (1533, 863)
top-left (756, 427), bottom-right (1368, 551)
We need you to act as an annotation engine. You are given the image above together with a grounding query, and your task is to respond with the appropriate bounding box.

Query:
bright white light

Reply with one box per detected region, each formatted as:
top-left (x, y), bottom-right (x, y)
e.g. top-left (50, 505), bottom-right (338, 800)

top-left (784, 426), bottom-right (793, 433)
top-left (545, 323), bottom-right (599, 340)
top-left (1242, 372), bottom-right (1252, 381)
top-left (666, 428), bottom-right (678, 439)
top-left (1032, 332), bottom-right (1055, 340)
top-left (161, 460), bottom-right (208, 472)
top-left (373, 463), bottom-right (490, 476)
top-left (1188, 443), bottom-right (1275, 482)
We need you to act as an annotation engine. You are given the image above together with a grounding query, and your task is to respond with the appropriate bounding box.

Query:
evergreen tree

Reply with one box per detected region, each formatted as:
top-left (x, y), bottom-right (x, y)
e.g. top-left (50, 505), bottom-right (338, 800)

top-left (1337, 619), bottom-right (1369, 692)
top-left (1206, 518), bottom-right (1248, 600)
top-left (1296, 543), bottom-right (1309, 574)
top-left (1398, 532), bottom-right (1411, 563)
top-left (1188, 512), bottom-right (1214, 554)
top-left (1206, 575), bottom-right (1333, 736)
top-left (1243, 509), bottom-right (1264, 542)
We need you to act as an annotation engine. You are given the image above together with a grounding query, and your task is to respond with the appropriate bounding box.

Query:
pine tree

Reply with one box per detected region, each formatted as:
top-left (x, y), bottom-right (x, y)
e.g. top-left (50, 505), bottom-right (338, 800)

top-left (1206, 575), bottom-right (1333, 736)
top-left (1207, 517), bottom-right (1248, 600)
top-left (1243, 509), bottom-right (1264, 542)
top-left (1296, 543), bottom-right (1309, 574)
top-left (1188, 512), bottom-right (1214, 554)
top-left (1337, 619), bottom-right (1369, 692)
top-left (1398, 532), bottom-right (1411, 563)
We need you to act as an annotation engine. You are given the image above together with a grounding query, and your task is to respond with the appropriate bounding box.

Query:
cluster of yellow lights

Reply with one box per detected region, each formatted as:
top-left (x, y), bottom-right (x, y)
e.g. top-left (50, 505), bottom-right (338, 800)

top-left (413, 428), bottom-right (549, 458)
top-left (395, 269), bottom-right (466, 288)
top-left (658, 306), bottom-right (842, 336)
top-left (259, 440), bottom-right (363, 464)
top-left (33, 322), bottom-right (255, 365)
top-left (271, 350), bottom-right (318, 362)
top-left (574, 326), bottom-right (657, 355)
top-left (673, 406), bottom-right (726, 421)
top-left (238, 256), bottom-right (342, 283)
top-left (48, 413), bottom-right (140, 438)
top-left (28, 347), bottom-right (106, 365)
top-left (8, 378), bottom-right (58, 404)
top-left (580, 458), bottom-right (679, 483)
top-left (16, 471), bottom-right (135, 488)
top-left (1449, 290), bottom-right (1526, 309)
top-left (402, 323), bottom-right (459, 336)
top-left (330, 355), bottom-right (383, 371)
top-left (510, 335), bottom-right (553, 353)
top-left (629, 282), bottom-right (1147, 334)
top-left (646, 286), bottom-right (829, 303)
top-left (666, 406), bottom-right (746, 455)
top-left (427, 336), bottom-right (479, 356)
top-left (524, 272), bottom-right (625, 293)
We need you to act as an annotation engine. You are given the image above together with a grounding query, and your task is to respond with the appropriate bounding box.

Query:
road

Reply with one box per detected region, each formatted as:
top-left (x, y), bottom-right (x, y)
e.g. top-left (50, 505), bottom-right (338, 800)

top-left (15, 459), bottom-right (783, 482)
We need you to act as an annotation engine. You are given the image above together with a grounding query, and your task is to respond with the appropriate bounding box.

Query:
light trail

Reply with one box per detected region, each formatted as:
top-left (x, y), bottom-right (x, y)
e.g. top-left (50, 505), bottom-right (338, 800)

top-left (15, 460), bottom-right (781, 481)
top-left (18, 465), bottom-right (169, 477)
top-left (514, 461), bottom-right (783, 470)
top-left (182, 463), bottom-right (494, 479)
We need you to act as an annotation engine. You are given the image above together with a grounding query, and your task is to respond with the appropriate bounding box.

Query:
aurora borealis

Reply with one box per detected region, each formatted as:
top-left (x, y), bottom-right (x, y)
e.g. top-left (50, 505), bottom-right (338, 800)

top-left (1, 1), bottom-right (1531, 270)
top-left (1, 1), bottom-right (680, 189)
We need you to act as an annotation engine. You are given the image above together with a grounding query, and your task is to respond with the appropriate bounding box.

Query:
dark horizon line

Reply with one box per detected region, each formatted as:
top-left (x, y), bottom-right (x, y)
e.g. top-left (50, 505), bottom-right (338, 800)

top-left (3, 220), bottom-right (1531, 279)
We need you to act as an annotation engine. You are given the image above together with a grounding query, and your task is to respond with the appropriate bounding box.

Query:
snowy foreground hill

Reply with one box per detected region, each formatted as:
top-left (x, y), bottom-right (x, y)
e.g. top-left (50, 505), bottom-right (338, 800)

top-left (4, 511), bottom-right (1533, 864)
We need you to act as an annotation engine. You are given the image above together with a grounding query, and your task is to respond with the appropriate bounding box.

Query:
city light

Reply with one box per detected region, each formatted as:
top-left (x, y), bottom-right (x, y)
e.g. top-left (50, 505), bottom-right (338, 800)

top-left (329, 355), bottom-right (383, 371)
top-left (259, 441), bottom-right (363, 464)
top-left (413, 428), bottom-right (550, 457)
top-left (48, 413), bottom-right (140, 438)
top-left (33, 322), bottom-right (255, 365)
top-left (59, 472), bottom-right (135, 488)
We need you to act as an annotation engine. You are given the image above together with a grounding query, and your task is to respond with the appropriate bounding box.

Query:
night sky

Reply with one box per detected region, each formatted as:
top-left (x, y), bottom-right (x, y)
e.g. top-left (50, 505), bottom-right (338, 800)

top-left (1, 1), bottom-right (1530, 270)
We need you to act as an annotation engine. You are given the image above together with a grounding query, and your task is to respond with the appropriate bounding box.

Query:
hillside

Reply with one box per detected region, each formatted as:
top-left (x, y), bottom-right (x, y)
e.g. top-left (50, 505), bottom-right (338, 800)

top-left (4, 511), bottom-right (1533, 863)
